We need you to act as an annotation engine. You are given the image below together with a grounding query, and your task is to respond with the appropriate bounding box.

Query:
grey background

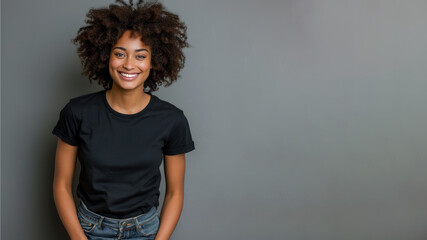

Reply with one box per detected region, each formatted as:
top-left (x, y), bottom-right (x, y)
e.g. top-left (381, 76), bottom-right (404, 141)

top-left (2, 0), bottom-right (427, 239)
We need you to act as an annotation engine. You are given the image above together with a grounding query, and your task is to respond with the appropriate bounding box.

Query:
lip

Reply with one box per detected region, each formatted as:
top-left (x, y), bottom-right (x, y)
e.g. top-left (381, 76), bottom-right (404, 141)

top-left (118, 71), bottom-right (140, 81)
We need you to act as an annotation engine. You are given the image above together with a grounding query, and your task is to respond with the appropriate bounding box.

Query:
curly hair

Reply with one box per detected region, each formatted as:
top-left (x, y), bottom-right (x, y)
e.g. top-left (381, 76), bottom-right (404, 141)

top-left (72, 0), bottom-right (189, 92)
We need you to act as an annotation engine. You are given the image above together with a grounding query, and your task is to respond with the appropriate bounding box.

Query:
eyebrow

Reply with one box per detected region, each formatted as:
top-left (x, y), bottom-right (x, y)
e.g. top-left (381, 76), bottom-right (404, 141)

top-left (113, 47), bottom-right (150, 53)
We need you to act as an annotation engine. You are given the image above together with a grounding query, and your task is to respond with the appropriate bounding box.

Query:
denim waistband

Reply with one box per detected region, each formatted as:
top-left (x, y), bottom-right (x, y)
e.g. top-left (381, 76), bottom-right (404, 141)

top-left (77, 199), bottom-right (158, 231)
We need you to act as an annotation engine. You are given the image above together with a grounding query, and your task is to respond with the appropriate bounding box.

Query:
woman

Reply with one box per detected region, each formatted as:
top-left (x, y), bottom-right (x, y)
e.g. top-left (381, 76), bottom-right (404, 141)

top-left (52, 1), bottom-right (195, 239)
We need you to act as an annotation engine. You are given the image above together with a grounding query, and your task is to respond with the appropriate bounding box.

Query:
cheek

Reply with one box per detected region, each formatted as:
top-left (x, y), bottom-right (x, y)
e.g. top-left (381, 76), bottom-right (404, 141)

top-left (139, 61), bottom-right (152, 71)
top-left (109, 59), bottom-right (122, 69)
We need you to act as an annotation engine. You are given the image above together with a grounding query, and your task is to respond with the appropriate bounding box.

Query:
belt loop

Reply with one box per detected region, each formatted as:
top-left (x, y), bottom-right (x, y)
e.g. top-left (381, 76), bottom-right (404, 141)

top-left (134, 217), bottom-right (142, 231)
top-left (97, 216), bottom-right (104, 229)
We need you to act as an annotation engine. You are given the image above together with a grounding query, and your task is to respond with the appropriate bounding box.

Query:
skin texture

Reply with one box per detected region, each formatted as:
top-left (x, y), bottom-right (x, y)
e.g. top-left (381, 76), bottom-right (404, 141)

top-left (106, 30), bottom-right (153, 112)
top-left (109, 30), bottom-right (152, 93)
top-left (53, 30), bottom-right (186, 240)
top-left (157, 153), bottom-right (186, 240)
top-left (53, 139), bottom-right (86, 240)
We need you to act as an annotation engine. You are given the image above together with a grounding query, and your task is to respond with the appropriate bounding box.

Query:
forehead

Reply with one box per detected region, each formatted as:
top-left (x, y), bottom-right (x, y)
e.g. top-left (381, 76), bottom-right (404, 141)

top-left (113, 30), bottom-right (150, 49)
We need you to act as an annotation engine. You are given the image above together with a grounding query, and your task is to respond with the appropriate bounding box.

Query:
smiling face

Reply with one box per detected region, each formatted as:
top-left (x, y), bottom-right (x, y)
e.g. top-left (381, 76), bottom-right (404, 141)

top-left (108, 30), bottom-right (152, 91)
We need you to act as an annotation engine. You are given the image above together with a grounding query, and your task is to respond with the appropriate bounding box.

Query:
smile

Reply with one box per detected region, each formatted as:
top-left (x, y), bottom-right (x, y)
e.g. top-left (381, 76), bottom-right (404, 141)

top-left (119, 72), bottom-right (140, 77)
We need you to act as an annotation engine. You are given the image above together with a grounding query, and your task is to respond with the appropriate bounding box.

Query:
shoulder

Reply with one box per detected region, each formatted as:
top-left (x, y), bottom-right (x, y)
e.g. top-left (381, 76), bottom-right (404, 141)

top-left (151, 94), bottom-right (185, 116)
top-left (63, 90), bottom-right (104, 118)
top-left (68, 90), bottom-right (103, 106)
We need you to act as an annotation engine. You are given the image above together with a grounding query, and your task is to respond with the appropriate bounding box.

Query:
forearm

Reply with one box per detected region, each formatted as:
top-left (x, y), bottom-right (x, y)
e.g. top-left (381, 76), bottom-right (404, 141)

top-left (155, 192), bottom-right (184, 240)
top-left (53, 186), bottom-right (87, 240)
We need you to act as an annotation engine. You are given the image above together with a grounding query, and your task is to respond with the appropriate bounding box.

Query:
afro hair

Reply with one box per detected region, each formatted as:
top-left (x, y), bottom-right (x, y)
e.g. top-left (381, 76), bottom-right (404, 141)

top-left (73, 0), bottom-right (189, 92)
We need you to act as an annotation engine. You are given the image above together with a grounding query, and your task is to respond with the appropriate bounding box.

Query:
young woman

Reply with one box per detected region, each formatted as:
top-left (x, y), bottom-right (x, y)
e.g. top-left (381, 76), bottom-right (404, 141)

top-left (52, 1), bottom-right (195, 239)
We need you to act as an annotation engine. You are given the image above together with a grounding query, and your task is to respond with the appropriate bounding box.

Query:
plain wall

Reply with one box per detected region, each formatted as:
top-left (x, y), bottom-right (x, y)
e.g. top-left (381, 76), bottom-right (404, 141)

top-left (2, 0), bottom-right (427, 239)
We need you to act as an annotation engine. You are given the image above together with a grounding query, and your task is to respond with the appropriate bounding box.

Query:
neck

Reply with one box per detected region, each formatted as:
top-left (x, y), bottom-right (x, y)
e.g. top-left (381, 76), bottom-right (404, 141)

top-left (106, 85), bottom-right (150, 115)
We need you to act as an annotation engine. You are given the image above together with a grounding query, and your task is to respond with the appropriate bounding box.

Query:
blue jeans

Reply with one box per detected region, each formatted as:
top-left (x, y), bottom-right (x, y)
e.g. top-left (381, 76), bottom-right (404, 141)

top-left (77, 200), bottom-right (160, 239)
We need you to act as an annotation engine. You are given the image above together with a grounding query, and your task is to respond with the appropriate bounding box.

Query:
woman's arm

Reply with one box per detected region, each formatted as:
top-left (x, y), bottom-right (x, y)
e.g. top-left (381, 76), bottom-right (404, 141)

top-left (53, 138), bottom-right (87, 240)
top-left (155, 153), bottom-right (186, 240)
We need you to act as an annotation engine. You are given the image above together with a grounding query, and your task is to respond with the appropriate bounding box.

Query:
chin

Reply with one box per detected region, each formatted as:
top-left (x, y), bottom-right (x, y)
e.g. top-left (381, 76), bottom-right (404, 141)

top-left (114, 81), bottom-right (144, 91)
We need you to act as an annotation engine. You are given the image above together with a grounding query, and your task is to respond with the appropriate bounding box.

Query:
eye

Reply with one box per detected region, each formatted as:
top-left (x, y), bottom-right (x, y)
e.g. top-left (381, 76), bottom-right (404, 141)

top-left (136, 55), bottom-right (147, 60)
top-left (114, 52), bottom-right (125, 58)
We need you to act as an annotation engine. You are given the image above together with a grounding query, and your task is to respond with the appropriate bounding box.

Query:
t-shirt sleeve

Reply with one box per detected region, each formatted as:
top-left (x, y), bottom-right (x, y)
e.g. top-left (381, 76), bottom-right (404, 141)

top-left (163, 111), bottom-right (195, 155)
top-left (51, 101), bottom-right (81, 146)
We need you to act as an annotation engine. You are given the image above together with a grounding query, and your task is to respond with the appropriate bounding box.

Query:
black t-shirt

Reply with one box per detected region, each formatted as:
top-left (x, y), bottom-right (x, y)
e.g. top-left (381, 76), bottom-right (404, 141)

top-left (52, 89), bottom-right (195, 218)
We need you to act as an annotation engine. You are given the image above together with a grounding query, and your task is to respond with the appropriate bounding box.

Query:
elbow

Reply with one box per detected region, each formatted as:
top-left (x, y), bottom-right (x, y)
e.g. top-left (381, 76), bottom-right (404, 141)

top-left (53, 180), bottom-right (72, 195)
top-left (165, 189), bottom-right (184, 199)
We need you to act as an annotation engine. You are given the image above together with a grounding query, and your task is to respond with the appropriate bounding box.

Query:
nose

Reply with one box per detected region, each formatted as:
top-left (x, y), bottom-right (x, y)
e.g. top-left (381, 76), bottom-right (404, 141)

top-left (122, 57), bottom-right (135, 70)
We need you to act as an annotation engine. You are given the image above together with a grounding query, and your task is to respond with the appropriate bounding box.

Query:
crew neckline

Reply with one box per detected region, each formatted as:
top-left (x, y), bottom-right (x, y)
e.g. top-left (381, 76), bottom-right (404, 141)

top-left (102, 89), bottom-right (155, 119)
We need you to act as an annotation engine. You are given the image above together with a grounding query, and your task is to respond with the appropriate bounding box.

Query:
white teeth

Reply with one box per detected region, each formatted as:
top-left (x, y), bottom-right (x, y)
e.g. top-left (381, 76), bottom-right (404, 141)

top-left (120, 72), bottom-right (138, 77)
